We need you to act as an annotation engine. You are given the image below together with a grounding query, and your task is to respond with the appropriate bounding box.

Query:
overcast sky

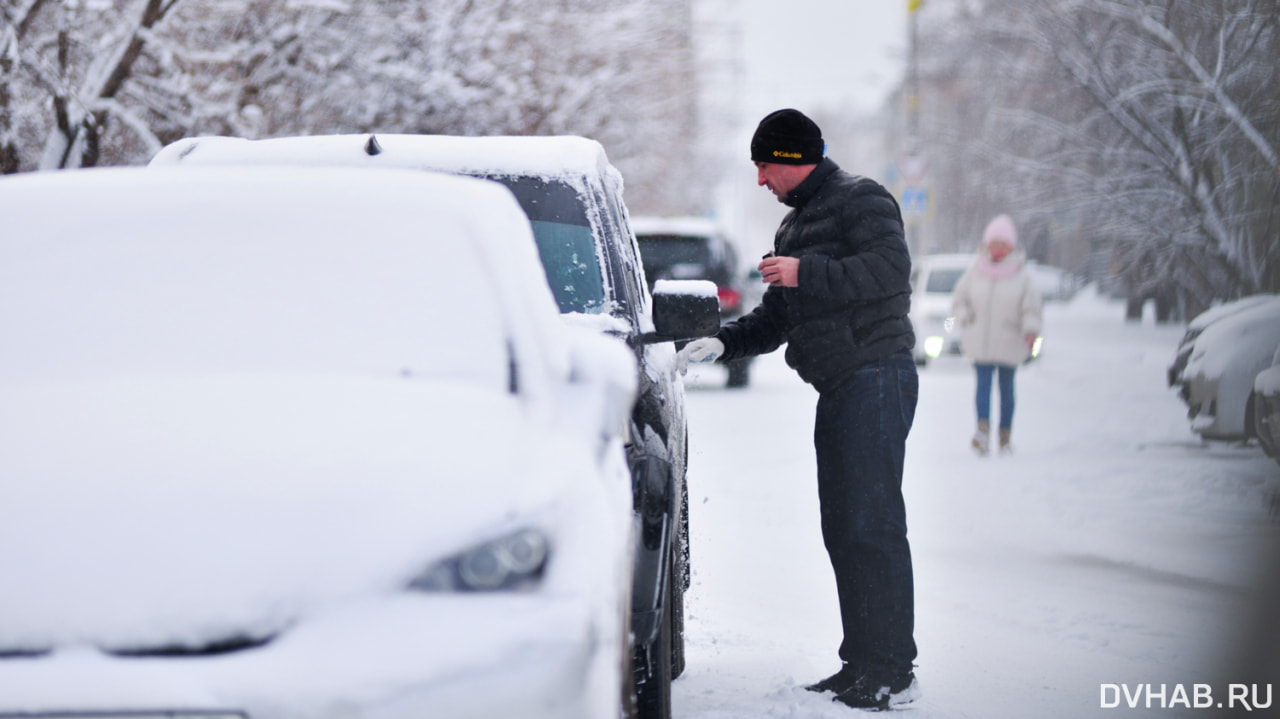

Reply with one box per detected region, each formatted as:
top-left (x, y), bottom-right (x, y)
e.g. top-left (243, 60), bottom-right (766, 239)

top-left (735, 0), bottom-right (909, 119)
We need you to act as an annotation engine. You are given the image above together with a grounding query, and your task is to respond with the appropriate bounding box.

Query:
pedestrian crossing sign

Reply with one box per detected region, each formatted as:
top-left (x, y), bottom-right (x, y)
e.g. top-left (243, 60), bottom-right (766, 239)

top-left (901, 186), bottom-right (929, 216)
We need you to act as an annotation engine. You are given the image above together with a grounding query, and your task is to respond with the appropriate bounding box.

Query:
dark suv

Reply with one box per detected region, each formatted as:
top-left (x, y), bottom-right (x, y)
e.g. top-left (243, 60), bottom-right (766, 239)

top-left (632, 216), bottom-right (756, 387)
top-left (150, 134), bottom-right (719, 719)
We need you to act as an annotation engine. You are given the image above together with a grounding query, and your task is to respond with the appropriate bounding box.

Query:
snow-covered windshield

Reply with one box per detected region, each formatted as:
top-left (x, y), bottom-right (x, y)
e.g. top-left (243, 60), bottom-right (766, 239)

top-left (482, 174), bottom-right (607, 314)
top-left (1, 168), bottom-right (513, 387)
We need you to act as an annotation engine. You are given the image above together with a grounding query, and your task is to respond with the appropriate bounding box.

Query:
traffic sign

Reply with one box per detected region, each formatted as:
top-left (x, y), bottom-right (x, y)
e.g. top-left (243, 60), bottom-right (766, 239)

top-left (901, 186), bottom-right (929, 216)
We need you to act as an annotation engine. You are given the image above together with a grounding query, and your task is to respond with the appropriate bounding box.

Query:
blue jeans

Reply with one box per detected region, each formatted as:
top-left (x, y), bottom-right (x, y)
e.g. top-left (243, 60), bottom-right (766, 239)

top-left (813, 352), bottom-right (918, 677)
top-left (974, 363), bottom-right (1017, 429)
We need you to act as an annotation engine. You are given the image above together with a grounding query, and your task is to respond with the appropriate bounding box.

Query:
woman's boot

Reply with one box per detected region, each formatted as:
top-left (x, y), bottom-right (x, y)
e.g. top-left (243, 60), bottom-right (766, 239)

top-left (999, 427), bottom-right (1012, 454)
top-left (971, 420), bottom-right (990, 456)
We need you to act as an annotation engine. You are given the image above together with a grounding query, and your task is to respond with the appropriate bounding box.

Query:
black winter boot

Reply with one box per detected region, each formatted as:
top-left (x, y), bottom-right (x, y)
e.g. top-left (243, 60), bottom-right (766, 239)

top-left (832, 671), bottom-right (921, 711)
top-left (805, 663), bottom-right (860, 694)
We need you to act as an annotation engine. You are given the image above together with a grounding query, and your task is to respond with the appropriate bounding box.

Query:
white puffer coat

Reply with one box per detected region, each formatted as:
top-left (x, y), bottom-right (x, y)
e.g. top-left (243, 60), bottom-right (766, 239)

top-left (951, 216), bottom-right (1043, 366)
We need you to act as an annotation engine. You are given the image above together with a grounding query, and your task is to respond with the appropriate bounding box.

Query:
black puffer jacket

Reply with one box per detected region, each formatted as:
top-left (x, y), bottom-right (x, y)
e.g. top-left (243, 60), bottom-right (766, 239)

top-left (716, 158), bottom-right (915, 394)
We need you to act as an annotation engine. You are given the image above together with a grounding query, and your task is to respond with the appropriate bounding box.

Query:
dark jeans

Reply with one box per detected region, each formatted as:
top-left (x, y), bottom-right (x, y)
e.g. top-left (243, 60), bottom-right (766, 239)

top-left (975, 362), bottom-right (1017, 429)
top-left (813, 351), bottom-right (918, 678)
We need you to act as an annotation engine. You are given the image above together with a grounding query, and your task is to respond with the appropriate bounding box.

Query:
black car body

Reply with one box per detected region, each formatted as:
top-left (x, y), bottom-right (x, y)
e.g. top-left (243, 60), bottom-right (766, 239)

top-left (632, 216), bottom-right (756, 387)
top-left (1255, 348), bottom-right (1280, 467)
top-left (150, 134), bottom-right (719, 719)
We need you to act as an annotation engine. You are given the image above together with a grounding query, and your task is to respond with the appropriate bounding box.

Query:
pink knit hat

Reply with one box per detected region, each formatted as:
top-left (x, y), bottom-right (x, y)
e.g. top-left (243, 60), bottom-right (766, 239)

top-left (976, 214), bottom-right (1021, 279)
top-left (982, 214), bottom-right (1018, 248)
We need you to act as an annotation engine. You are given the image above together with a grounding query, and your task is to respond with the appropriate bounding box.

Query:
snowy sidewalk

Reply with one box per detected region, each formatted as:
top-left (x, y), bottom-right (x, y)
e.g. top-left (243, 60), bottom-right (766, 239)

top-left (674, 288), bottom-right (1279, 718)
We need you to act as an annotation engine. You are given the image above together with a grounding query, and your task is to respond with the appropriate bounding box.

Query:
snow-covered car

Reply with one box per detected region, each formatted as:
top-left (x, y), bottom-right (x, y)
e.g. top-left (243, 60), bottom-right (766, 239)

top-left (0, 166), bottom-right (642, 718)
top-left (150, 134), bottom-right (719, 719)
top-left (1252, 345), bottom-right (1280, 466)
top-left (632, 215), bottom-right (755, 388)
top-left (1167, 294), bottom-right (1278, 387)
top-left (908, 253), bottom-right (974, 366)
top-left (1177, 296), bottom-right (1280, 441)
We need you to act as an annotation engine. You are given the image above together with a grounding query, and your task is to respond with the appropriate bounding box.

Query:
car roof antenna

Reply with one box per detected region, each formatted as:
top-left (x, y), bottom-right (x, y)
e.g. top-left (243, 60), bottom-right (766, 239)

top-left (364, 135), bottom-right (382, 156)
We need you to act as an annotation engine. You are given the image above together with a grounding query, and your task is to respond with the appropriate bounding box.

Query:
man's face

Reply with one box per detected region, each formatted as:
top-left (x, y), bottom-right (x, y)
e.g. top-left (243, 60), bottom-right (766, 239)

top-left (756, 161), bottom-right (815, 201)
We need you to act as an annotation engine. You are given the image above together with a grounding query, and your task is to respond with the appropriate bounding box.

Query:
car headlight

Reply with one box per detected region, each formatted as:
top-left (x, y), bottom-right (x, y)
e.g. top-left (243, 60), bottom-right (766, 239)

top-left (923, 336), bottom-right (945, 358)
top-left (408, 529), bottom-right (550, 592)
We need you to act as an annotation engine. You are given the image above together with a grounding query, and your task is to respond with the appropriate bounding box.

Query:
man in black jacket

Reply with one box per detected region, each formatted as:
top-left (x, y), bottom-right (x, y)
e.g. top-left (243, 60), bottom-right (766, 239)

top-left (677, 109), bottom-right (920, 710)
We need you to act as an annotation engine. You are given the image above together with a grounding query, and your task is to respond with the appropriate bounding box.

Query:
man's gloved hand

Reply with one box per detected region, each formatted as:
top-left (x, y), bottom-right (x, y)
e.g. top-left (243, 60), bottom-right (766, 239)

top-left (675, 337), bottom-right (724, 375)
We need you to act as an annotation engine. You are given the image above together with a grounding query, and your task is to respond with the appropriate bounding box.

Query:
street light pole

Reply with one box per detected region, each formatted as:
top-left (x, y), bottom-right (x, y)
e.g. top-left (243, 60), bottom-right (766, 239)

top-left (903, 0), bottom-right (926, 259)
top-left (907, 0), bottom-right (921, 146)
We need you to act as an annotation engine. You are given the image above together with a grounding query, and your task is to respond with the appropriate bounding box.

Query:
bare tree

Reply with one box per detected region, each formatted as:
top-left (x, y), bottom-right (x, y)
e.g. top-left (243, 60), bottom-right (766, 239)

top-left (1036, 0), bottom-right (1279, 312)
top-left (2, 0), bottom-right (705, 213)
top-left (2, 0), bottom-right (185, 171)
top-left (909, 0), bottom-right (1280, 314)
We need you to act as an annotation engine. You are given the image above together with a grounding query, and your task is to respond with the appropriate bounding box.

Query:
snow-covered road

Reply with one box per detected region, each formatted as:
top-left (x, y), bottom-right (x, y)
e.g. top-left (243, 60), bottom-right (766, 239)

top-left (672, 288), bottom-right (1279, 718)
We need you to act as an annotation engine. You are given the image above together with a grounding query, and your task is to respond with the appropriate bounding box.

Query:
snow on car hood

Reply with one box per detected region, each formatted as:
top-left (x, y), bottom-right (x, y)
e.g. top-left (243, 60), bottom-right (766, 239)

top-left (1185, 298), bottom-right (1280, 380)
top-left (0, 374), bottom-right (586, 652)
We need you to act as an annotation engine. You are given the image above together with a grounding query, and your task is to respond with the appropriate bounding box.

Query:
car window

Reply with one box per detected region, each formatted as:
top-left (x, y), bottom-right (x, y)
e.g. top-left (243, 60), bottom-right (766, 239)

top-left (638, 236), bottom-right (713, 266)
top-left (528, 220), bottom-right (607, 314)
top-left (480, 174), bottom-right (608, 315)
top-left (590, 178), bottom-right (644, 322)
top-left (926, 267), bottom-right (966, 293)
top-left (637, 235), bottom-right (714, 280)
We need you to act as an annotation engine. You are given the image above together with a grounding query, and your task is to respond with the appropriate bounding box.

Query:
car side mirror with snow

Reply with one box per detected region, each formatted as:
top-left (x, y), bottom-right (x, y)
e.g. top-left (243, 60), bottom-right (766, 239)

top-left (634, 279), bottom-right (721, 346)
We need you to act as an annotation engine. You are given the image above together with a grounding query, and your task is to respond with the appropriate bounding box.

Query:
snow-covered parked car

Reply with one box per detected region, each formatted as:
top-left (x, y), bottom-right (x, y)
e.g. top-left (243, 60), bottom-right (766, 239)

top-left (1167, 294), bottom-right (1278, 387)
top-left (908, 253), bottom-right (973, 366)
top-left (150, 134), bottom-right (719, 719)
top-left (0, 166), bottom-right (643, 718)
top-left (1252, 345), bottom-right (1280, 466)
top-left (1176, 295), bottom-right (1280, 442)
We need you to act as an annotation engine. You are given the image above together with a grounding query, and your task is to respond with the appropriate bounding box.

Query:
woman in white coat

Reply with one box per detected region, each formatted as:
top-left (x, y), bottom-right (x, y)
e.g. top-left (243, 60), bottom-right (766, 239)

top-left (951, 214), bottom-right (1043, 455)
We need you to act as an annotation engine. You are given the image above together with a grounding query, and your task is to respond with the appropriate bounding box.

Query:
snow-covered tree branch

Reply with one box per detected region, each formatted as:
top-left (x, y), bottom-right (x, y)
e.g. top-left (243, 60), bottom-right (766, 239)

top-left (1, 0), bottom-right (705, 214)
top-left (913, 0), bottom-right (1280, 316)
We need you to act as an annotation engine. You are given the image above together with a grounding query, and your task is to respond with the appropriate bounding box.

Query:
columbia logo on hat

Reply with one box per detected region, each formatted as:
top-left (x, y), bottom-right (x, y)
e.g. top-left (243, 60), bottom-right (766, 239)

top-left (751, 109), bottom-right (825, 165)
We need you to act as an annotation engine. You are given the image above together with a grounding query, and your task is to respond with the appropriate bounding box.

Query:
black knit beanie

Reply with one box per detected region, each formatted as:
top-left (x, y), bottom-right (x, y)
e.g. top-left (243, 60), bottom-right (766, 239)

top-left (750, 109), bottom-right (824, 165)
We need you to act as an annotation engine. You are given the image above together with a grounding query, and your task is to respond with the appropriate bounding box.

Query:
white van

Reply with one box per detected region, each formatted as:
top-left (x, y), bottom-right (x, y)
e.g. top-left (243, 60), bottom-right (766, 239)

top-left (909, 253), bottom-right (975, 366)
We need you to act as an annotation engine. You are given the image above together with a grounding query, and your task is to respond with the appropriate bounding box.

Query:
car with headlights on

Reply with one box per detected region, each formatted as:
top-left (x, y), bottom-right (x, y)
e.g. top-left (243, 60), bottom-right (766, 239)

top-left (908, 253), bottom-right (973, 366)
top-left (632, 216), bottom-right (756, 388)
top-left (1177, 295), bottom-right (1280, 442)
top-left (0, 166), bottom-right (643, 718)
top-left (150, 134), bottom-right (719, 719)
